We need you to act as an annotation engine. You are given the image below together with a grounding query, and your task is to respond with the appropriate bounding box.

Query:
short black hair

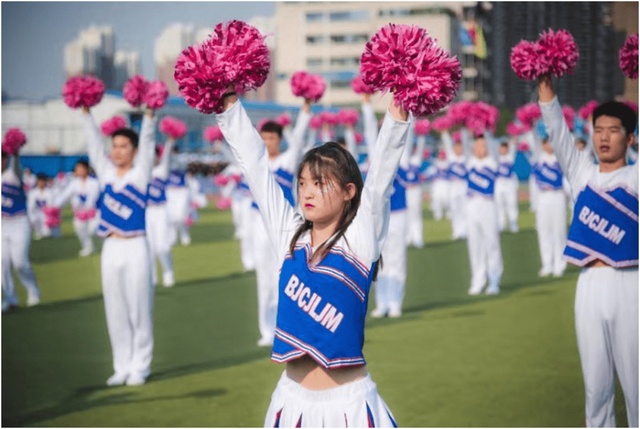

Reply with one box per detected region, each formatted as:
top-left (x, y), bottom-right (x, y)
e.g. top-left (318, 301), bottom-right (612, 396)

top-left (75, 159), bottom-right (89, 170)
top-left (111, 128), bottom-right (139, 149)
top-left (36, 173), bottom-right (48, 181)
top-left (260, 121), bottom-right (283, 139)
top-left (593, 101), bottom-right (637, 135)
top-left (336, 137), bottom-right (346, 147)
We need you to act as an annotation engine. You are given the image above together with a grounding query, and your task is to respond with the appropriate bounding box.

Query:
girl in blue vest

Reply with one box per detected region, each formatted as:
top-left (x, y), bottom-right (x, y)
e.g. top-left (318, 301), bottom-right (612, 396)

top-left (441, 130), bottom-right (469, 240)
top-left (494, 139), bottom-right (519, 233)
top-left (539, 75), bottom-right (638, 428)
top-left (217, 88), bottom-right (409, 427)
top-left (2, 150), bottom-right (41, 311)
top-left (166, 148), bottom-right (192, 246)
top-left (81, 105), bottom-right (155, 386)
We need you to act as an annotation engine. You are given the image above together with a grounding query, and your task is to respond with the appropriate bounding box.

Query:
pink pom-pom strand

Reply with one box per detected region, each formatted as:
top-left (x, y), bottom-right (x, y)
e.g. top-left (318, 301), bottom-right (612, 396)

top-left (231, 173), bottom-right (241, 183)
top-left (144, 80), bottom-right (169, 110)
top-left (510, 40), bottom-right (541, 81)
top-left (452, 130), bottom-right (462, 143)
top-left (537, 29), bottom-right (579, 78)
top-left (174, 20), bottom-right (270, 114)
top-left (42, 206), bottom-right (62, 228)
top-left (578, 100), bottom-right (599, 120)
top-left (431, 115), bottom-right (453, 132)
top-left (506, 121), bottom-right (529, 137)
top-left (100, 116), bottom-right (127, 137)
top-left (2, 128), bottom-right (27, 155)
top-left (204, 125), bottom-right (224, 142)
top-left (360, 23), bottom-right (462, 116)
top-left (447, 101), bottom-right (473, 126)
top-left (337, 109), bottom-right (359, 127)
top-left (319, 112), bottom-right (338, 126)
top-left (414, 119), bottom-right (431, 135)
top-left (619, 33), bottom-right (638, 80)
top-left (290, 71), bottom-right (326, 102)
top-left (309, 116), bottom-right (323, 130)
top-left (276, 113), bottom-right (292, 127)
top-left (562, 106), bottom-right (576, 131)
top-left (423, 149), bottom-right (432, 159)
top-left (62, 75), bottom-right (105, 109)
top-left (159, 116), bottom-right (188, 139)
top-left (517, 142), bottom-right (530, 152)
top-left (214, 174), bottom-right (230, 187)
top-left (354, 131), bottom-right (364, 144)
top-left (515, 103), bottom-right (542, 128)
top-left (123, 75), bottom-right (148, 107)
top-left (350, 75), bottom-right (376, 95)
top-left (216, 196), bottom-right (232, 210)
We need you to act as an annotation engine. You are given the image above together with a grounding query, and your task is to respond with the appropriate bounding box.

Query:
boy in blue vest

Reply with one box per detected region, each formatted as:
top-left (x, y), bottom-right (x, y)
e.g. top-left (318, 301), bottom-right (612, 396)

top-left (538, 74), bottom-right (638, 427)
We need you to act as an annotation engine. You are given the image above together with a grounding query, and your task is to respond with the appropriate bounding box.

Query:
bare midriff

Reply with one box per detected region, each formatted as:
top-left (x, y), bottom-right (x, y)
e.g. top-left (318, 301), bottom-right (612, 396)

top-left (286, 355), bottom-right (368, 390)
top-left (586, 260), bottom-right (610, 268)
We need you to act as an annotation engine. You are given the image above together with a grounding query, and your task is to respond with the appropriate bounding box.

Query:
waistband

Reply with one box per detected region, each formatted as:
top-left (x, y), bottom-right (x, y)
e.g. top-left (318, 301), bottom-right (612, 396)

top-left (277, 370), bottom-right (375, 403)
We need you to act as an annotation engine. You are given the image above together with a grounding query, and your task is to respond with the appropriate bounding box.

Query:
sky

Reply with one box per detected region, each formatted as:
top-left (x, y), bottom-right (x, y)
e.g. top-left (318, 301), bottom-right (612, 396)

top-left (1, 1), bottom-right (276, 100)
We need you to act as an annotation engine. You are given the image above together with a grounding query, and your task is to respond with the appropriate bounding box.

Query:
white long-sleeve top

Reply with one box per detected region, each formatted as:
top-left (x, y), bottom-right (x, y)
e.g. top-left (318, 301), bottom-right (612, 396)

top-left (2, 157), bottom-right (27, 217)
top-left (27, 187), bottom-right (54, 219)
top-left (54, 176), bottom-right (101, 211)
top-left (216, 99), bottom-right (410, 269)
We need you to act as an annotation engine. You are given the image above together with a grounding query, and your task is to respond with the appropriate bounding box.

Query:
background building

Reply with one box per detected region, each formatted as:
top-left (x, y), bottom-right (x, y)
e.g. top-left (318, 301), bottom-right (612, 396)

top-left (113, 51), bottom-right (141, 89)
top-left (63, 26), bottom-right (116, 89)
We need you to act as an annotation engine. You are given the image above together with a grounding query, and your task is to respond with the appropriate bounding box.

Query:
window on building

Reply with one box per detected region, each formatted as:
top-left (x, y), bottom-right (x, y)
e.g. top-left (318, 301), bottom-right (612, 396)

top-left (330, 34), bottom-right (369, 44)
top-left (306, 35), bottom-right (325, 45)
top-left (329, 57), bottom-right (360, 67)
top-left (306, 12), bottom-right (325, 22)
top-left (329, 10), bottom-right (369, 22)
top-left (277, 73), bottom-right (287, 80)
top-left (330, 80), bottom-right (352, 89)
top-left (307, 58), bottom-right (323, 68)
top-left (378, 7), bottom-right (448, 17)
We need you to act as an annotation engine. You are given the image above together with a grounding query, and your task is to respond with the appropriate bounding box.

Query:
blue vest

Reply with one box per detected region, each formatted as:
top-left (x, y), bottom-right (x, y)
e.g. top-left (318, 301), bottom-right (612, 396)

top-left (564, 183), bottom-right (638, 268)
top-left (272, 243), bottom-right (374, 368)
top-left (430, 166), bottom-right (449, 182)
top-left (448, 161), bottom-right (467, 181)
top-left (497, 161), bottom-right (515, 179)
top-left (467, 166), bottom-right (496, 197)
top-left (97, 184), bottom-right (147, 237)
top-left (252, 168), bottom-right (295, 210)
top-left (534, 161), bottom-right (564, 191)
top-left (390, 169), bottom-right (408, 212)
top-left (2, 183), bottom-right (27, 216)
top-left (147, 177), bottom-right (167, 205)
top-left (78, 193), bottom-right (88, 205)
top-left (167, 170), bottom-right (187, 188)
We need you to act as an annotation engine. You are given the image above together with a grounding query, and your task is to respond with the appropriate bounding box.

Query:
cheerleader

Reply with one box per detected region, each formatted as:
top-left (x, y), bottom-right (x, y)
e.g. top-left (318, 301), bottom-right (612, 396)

top-left (426, 150), bottom-right (451, 221)
top-left (494, 138), bottom-right (520, 232)
top-left (2, 150), bottom-right (41, 311)
top-left (442, 130), bottom-right (469, 240)
top-left (405, 132), bottom-right (427, 248)
top-left (27, 174), bottom-right (55, 239)
top-left (81, 105), bottom-right (155, 386)
top-left (54, 160), bottom-right (101, 256)
top-left (22, 167), bottom-right (36, 192)
top-left (217, 88), bottom-right (408, 428)
top-left (166, 148), bottom-right (192, 246)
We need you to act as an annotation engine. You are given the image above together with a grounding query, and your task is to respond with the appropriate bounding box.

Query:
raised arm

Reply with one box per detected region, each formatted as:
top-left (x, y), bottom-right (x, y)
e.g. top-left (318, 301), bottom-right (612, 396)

top-left (411, 134), bottom-right (427, 167)
top-left (484, 129), bottom-right (500, 162)
top-left (361, 97), bottom-right (379, 155)
top-left (461, 128), bottom-right (474, 157)
top-left (53, 180), bottom-right (75, 208)
top-left (216, 96), bottom-right (301, 262)
top-left (442, 130), bottom-right (455, 158)
top-left (157, 137), bottom-right (175, 178)
top-left (81, 109), bottom-right (111, 177)
top-left (280, 102), bottom-right (312, 173)
top-left (399, 116), bottom-right (415, 170)
top-left (303, 128), bottom-right (317, 154)
top-left (344, 125), bottom-right (358, 161)
top-left (136, 110), bottom-right (157, 179)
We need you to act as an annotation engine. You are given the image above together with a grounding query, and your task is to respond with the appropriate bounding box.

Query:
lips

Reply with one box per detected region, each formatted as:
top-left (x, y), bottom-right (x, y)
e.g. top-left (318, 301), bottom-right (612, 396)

top-left (304, 204), bottom-right (314, 208)
top-left (600, 145), bottom-right (610, 152)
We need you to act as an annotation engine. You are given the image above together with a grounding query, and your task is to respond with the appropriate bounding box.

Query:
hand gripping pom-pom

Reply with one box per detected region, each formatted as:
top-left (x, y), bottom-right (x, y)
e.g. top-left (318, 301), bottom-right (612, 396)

top-left (159, 116), bottom-right (188, 139)
top-left (510, 40), bottom-right (542, 80)
top-left (204, 125), bottom-right (224, 142)
top-left (144, 81), bottom-right (169, 110)
top-left (360, 24), bottom-right (462, 116)
top-left (2, 128), bottom-right (27, 155)
top-left (309, 116), bottom-right (323, 130)
top-left (579, 100), bottom-right (599, 120)
top-left (101, 116), bottom-right (127, 137)
top-left (63, 75), bottom-right (105, 109)
top-left (350, 75), bottom-right (376, 94)
top-left (276, 113), bottom-right (292, 127)
top-left (354, 132), bottom-right (364, 144)
top-left (337, 109), bottom-right (359, 126)
top-left (537, 29), bottom-right (579, 78)
top-left (414, 119), bottom-right (431, 135)
top-left (291, 71), bottom-right (326, 102)
top-left (174, 20), bottom-right (270, 114)
top-left (123, 75), bottom-right (148, 107)
top-left (619, 34), bottom-right (638, 80)
top-left (562, 106), bottom-right (576, 131)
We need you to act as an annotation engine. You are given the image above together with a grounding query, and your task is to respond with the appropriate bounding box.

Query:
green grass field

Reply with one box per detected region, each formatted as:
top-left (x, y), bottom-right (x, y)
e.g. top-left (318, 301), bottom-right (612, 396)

top-left (2, 203), bottom-right (630, 427)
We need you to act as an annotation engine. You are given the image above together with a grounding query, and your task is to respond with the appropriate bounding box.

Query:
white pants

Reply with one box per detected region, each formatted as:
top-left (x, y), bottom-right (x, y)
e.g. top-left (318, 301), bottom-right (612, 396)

top-left (237, 196), bottom-right (255, 271)
top-left (166, 187), bottom-right (191, 246)
top-left (494, 178), bottom-right (519, 232)
top-left (145, 205), bottom-right (174, 286)
top-left (231, 194), bottom-right (243, 239)
top-left (406, 185), bottom-right (424, 248)
top-left (252, 208), bottom-right (279, 342)
top-left (376, 210), bottom-right (408, 314)
top-left (30, 212), bottom-right (51, 238)
top-left (2, 215), bottom-right (40, 304)
top-left (430, 180), bottom-right (450, 221)
top-left (265, 371), bottom-right (397, 427)
top-left (535, 190), bottom-right (567, 275)
top-left (466, 197), bottom-right (503, 294)
top-left (73, 214), bottom-right (99, 253)
top-left (449, 180), bottom-right (468, 240)
top-left (575, 267), bottom-right (638, 427)
top-left (528, 176), bottom-right (538, 212)
top-left (101, 236), bottom-right (154, 377)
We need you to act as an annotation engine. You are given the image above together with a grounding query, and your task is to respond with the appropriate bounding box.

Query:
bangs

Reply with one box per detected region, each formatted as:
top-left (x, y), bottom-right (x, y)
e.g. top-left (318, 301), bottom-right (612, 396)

top-left (299, 153), bottom-right (340, 186)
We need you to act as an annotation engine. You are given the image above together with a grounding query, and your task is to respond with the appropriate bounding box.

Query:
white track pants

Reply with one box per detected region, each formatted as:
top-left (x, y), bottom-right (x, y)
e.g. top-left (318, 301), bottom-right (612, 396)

top-left (494, 178), bottom-right (519, 232)
top-left (529, 176), bottom-right (538, 212)
top-left (145, 205), bottom-right (174, 286)
top-left (252, 208), bottom-right (279, 342)
top-left (376, 210), bottom-right (408, 314)
top-left (406, 185), bottom-right (424, 248)
top-left (2, 215), bottom-right (40, 304)
top-left (231, 194), bottom-right (243, 239)
top-left (466, 197), bottom-right (503, 294)
top-left (73, 215), bottom-right (98, 253)
top-left (31, 212), bottom-right (51, 238)
top-left (430, 180), bottom-right (450, 221)
top-left (101, 236), bottom-right (154, 378)
top-left (166, 188), bottom-right (191, 246)
top-left (575, 267), bottom-right (638, 428)
top-left (238, 196), bottom-right (255, 271)
top-left (449, 181), bottom-right (468, 240)
top-left (535, 190), bottom-right (567, 275)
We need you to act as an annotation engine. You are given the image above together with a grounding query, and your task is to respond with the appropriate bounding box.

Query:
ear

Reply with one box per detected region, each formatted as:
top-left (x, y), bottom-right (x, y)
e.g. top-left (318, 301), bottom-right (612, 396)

top-left (626, 132), bottom-right (636, 148)
top-left (343, 183), bottom-right (357, 201)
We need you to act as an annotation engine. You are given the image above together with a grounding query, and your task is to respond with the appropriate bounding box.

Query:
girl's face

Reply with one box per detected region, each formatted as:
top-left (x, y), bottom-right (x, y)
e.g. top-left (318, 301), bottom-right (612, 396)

top-left (298, 165), bottom-right (355, 227)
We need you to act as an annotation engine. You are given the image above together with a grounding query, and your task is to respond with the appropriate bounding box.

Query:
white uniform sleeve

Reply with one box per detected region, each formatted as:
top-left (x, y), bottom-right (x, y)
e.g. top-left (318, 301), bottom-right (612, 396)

top-left (27, 190), bottom-right (37, 220)
top-left (442, 131), bottom-right (455, 158)
top-left (411, 135), bottom-right (426, 167)
top-left (507, 138), bottom-right (517, 162)
top-left (461, 128), bottom-right (474, 157)
top-left (399, 116), bottom-right (415, 170)
top-left (362, 102), bottom-right (378, 155)
top-left (320, 129), bottom-right (332, 144)
top-left (216, 100), bottom-right (302, 263)
top-left (279, 109), bottom-right (311, 174)
top-left (345, 110), bottom-right (411, 263)
top-left (53, 180), bottom-right (75, 208)
top-left (344, 127), bottom-right (358, 161)
top-left (82, 114), bottom-right (111, 178)
top-left (303, 129), bottom-right (317, 154)
top-left (136, 114), bottom-right (156, 182)
top-left (157, 138), bottom-right (175, 179)
top-left (484, 129), bottom-right (500, 162)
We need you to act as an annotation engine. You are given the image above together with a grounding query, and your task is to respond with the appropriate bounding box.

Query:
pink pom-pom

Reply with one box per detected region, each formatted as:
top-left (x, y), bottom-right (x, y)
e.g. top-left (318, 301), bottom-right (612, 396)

top-left (515, 103), bottom-right (542, 128)
top-left (123, 75), bottom-right (148, 107)
top-left (276, 113), bottom-right (292, 127)
top-left (578, 100), bottom-right (599, 120)
top-left (562, 106), bottom-right (576, 131)
top-left (62, 75), bottom-right (105, 109)
top-left (360, 24), bottom-right (462, 116)
top-left (537, 29), bottom-right (579, 78)
top-left (431, 116), bottom-right (453, 132)
top-left (354, 131), bottom-right (364, 144)
top-left (437, 149), bottom-right (447, 161)
top-left (465, 102), bottom-right (499, 134)
top-left (510, 40), bottom-right (541, 80)
top-left (319, 112), bottom-right (338, 126)
top-left (423, 149), bottom-right (432, 159)
top-left (75, 208), bottom-right (97, 221)
top-left (42, 206), bottom-right (61, 228)
top-left (159, 116), bottom-right (188, 139)
top-left (447, 101), bottom-right (473, 125)
top-left (216, 196), bottom-right (232, 210)
top-left (100, 116), bottom-right (127, 137)
top-left (619, 34), bottom-right (638, 80)
top-left (337, 109), bottom-right (359, 126)
top-left (174, 20), bottom-right (270, 114)
top-left (185, 215), bottom-right (194, 227)
top-left (506, 121), bottom-right (530, 137)
top-left (414, 119), bottom-right (431, 135)
top-left (2, 128), bottom-right (27, 155)
top-left (452, 131), bottom-right (461, 143)
top-left (309, 116), bottom-right (323, 130)
top-left (144, 81), bottom-right (169, 110)
top-left (290, 71), bottom-right (326, 102)
top-left (204, 125), bottom-right (224, 142)
top-left (350, 75), bottom-right (376, 94)
top-left (517, 142), bottom-right (530, 152)
top-left (214, 174), bottom-right (231, 187)
top-left (231, 173), bottom-right (241, 183)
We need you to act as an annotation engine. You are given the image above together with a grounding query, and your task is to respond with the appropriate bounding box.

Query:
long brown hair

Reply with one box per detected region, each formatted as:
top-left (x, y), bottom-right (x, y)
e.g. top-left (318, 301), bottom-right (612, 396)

top-left (289, 142), bottom-right (382, 280)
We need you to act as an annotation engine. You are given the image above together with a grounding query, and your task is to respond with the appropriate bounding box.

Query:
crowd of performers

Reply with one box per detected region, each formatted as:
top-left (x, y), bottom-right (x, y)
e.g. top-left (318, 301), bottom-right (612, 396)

top-left (2, 19), bottom-right (638, 428)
